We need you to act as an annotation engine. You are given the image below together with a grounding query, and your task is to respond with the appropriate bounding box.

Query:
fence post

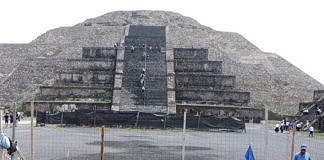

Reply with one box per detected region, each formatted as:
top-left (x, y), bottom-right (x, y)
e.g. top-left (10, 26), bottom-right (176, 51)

top-left (0, 107), bottom-right (3, 159)
top-left (197, 112), bottom-right (201, 129)
top-left (60, 111), bottom-right (64, 127)
top-left (0, 107), bottom-right (3, 133)
top-left (35, 104), bottom-right (38, 127)
top-left (182, 109), bottom-right (187, 160)
top-left (290, 125), bottom-right (296, 160)
top-left (135, 111), bottom-right (140, 127)
top-left (93, 105), bottom-right (96, 127)
top-left (100, 126), bottom-right (105, 160)
top-left (31, 100), bottom-right (35, 160)
top-left (163, 115), bottom-right (167, 129)
top-left (12, 103), bottom-right (17, 141)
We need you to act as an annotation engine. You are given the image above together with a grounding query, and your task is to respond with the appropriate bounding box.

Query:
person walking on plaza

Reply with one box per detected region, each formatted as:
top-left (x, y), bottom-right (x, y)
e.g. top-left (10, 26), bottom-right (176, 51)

top-left (9, 113), bottom-right (13, 124)
top-left (280, 122), bottom-right (285, 133)
top-left (274, 123), bottom-right (280, 133)
top-left (309, 126), bottom-right (314, 137)
top-left (4, 113), bottom-right (9, 127)
top-left (16, 112), bottom-right (20, 121)
top-left (294, 144), bottom-right (312, 160)
top-left (285, 121), bottom-right (290, 131)
top-left (288, 121), bottom-right (294, 131)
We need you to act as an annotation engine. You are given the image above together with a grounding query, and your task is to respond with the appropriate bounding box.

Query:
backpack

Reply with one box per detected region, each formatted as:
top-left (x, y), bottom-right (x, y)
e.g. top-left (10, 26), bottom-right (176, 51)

top-left (7, 139), bottom-right (17, 155)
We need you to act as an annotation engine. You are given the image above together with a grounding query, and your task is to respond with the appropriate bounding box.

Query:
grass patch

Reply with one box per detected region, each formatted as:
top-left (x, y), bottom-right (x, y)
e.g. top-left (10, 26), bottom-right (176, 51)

top-left (298, 131), bottom-right (324, 139)
top-left (313, 136), bottom-right (324, 140)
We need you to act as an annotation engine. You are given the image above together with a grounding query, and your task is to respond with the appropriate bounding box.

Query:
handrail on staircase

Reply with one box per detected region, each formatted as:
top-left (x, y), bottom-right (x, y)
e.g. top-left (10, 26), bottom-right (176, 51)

top-left (297, 97), bottom-right (324, 116)
top-left (302, 111), bottom-right (324, 131)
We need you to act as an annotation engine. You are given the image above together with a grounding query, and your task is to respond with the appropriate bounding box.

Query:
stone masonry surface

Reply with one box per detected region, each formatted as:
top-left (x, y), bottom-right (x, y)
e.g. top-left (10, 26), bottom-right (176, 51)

top-left (0, 10), bottom-right (323, 115)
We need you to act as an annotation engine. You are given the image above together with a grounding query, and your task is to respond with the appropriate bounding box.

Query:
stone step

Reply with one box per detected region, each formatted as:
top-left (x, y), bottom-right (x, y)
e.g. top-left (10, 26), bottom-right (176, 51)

top-left (175, 60), bottom-right (222, 73)
top-left (175, 73), bottom-right (236, 88)
top-left (121, 25), bottom-right (167, 107)
top-left (123, 82), bottom-right (167, 90)
top-left (176, 89), bottom-right (250, 106)
top-left (124, 38), bottom-right (166, 47)
top-left (174, 48), bottom-right (208, 61)
top-left (176, 85), bottom-right (235, 91)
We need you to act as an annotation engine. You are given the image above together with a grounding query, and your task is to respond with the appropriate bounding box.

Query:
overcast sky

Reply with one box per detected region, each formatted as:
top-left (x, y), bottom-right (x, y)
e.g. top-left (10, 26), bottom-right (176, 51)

top-left (0, 0), bottom-right (323, 84)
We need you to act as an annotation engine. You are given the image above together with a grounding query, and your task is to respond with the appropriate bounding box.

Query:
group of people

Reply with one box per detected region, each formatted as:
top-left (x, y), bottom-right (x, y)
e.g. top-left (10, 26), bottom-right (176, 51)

top-left (274, 120), bottom-right (294, 133)
top-left (302, 106), bottom-right (322, 115)
top-left (3, 112), bottom-right (22, 126)
top-left (128, 43), bottom-right (162, 53)
top-left (114, 41), bottom-right (162, 53)
top-left (0, 113), bottom-right (21, 156)
top-left (274, 120), bottom-right (315, 137)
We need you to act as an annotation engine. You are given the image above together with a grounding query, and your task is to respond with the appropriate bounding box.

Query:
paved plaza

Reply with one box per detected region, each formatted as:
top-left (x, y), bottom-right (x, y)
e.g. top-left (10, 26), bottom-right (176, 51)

top-left (1, 122), bottom-right (323, 160)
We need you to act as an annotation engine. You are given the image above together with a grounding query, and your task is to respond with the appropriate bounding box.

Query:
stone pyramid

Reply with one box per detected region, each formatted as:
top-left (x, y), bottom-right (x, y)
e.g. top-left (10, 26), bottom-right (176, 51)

top-left (0, 10), bottom-right (323, 115)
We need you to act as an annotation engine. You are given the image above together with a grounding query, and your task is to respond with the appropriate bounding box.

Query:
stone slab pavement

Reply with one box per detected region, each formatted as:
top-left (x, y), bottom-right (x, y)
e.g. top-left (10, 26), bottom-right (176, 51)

top-left (0, 123), bottom-right (323, 160)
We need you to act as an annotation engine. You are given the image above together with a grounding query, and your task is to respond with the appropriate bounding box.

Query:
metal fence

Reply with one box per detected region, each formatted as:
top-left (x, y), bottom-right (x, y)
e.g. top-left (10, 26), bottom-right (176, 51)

top-left (1, 109), bottom-right (324, 160)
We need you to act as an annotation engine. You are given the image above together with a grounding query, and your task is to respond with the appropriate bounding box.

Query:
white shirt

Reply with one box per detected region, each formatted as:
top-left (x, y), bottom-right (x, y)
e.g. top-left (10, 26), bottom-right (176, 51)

top-left (309, 127), bottom-right (314, 132)
top-left (275, 124), bottom-right (280, 128)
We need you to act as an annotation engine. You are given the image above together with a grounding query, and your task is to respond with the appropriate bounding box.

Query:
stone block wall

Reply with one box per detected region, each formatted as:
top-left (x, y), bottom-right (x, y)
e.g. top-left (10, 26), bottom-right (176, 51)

top-left (82, 47), bottom-right (116, 59)
top-left (174, 60), bottom-right (222, 73)
top-left (176, 90), bottom-right (250, 105)
top-left (19, 47), bottom-right (118, 111)
top-left (176, 105), bottom-right (264, 122)
top-left (39, 86), bottom-right (112, 101)
top-left (314, 90), bottom-right (324, 101)
top-left (174, 48), bottom-right (208, 61)
top-left (173, 47), bottom-right (250, 107)
top-left (175, 73), bottom-right (235, 90)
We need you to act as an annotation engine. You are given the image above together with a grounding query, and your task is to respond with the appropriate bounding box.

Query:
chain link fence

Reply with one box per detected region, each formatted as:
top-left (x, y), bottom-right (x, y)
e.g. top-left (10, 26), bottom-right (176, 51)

top-left (1, 109), bottom-right (324, 160)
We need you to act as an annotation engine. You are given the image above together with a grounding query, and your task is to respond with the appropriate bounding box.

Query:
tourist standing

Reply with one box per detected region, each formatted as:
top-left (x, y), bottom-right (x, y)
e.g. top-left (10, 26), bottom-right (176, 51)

top-left (288, 121), bottom-right (294, 131)
top-left (9, 113), bottom-right (13, 124)
top-left (274, 123), bottom-right (280, 133)
top-left (306, 120), bottom-right (310, 129)
top-left (309, 126), bottom-right (314, 137)
top-left (280, 122), bottom-right (285, 133)
top-left (16, 112), bottom-right (20, 121)
top-left (296, 123), bottom-right (302, 131)
top-left (316, 107), bottom-right (321, 115)
top-left (131, 45), bottom-right (135, 53)
top-left (302, 108), bottom-right (309, 115)
top-left (0, 133), bottom-right (17, 156)
top-left (285, 121), bottom-right (290, 131)
top-left (4, 113), bottom-right (9, 127)
top-left (294, 144), bottom-right (312, 160)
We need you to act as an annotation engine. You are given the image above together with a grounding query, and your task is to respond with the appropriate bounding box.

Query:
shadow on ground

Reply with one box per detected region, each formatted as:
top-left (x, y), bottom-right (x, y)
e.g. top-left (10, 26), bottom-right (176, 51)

top-left (57, 140), bottom-right (218, 160)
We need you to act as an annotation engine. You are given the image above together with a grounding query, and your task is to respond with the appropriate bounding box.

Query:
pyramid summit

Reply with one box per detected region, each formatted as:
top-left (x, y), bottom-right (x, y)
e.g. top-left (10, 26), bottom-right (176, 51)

top-left (0, 10), bottom-right (323, 116)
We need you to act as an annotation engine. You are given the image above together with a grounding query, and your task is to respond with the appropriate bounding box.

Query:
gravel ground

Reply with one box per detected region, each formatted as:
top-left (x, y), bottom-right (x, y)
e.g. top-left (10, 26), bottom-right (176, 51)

top-left (2, 122), bottom-right (324, 160)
